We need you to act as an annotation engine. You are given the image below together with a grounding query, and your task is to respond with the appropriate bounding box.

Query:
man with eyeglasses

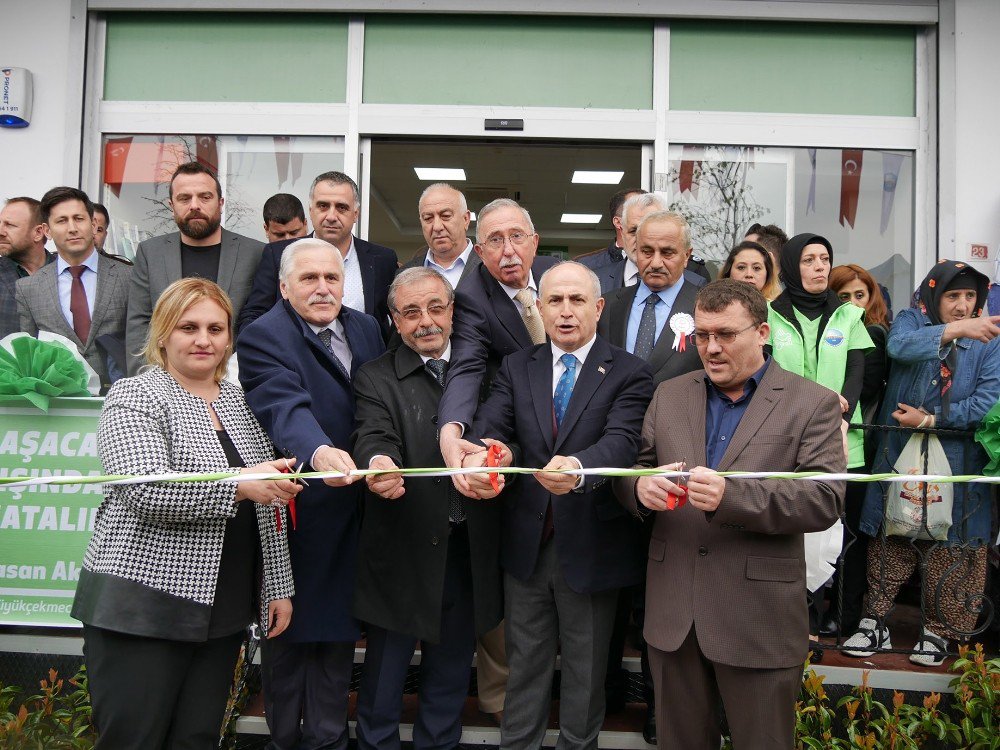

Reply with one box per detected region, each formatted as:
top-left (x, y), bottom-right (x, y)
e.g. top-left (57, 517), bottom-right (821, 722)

top-left (352, 267), bottom-right (504, 750)
top-left (615, 279), bottom-right (845, 750)
top-left (437, 198), bottom-right (559, 494)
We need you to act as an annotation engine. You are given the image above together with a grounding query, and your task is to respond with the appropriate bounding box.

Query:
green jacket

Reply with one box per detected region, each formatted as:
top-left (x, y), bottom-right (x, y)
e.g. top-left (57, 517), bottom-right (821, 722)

top-left (768, 301), bottom-right (874, 468)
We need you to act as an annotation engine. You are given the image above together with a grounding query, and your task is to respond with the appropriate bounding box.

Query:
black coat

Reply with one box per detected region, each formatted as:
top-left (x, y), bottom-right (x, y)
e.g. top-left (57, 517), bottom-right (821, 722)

top-left (352, 344), bottom-right (503, 643)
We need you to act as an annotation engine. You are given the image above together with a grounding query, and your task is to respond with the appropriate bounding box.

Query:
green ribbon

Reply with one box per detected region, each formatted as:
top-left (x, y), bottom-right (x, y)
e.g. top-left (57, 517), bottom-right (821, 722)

top-left (0, 336), bottom-right (92, 411)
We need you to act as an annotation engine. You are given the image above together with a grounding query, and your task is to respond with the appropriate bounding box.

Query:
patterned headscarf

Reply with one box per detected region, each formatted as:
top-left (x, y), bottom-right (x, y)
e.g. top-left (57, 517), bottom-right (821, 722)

top-left (917, 259), bottom-right (989, 420)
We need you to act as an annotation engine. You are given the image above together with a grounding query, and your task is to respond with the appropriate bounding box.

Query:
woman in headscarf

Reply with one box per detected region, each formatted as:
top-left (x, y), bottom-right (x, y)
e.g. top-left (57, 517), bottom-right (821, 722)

top-left (844, 261), bottom-right (1000, 666)
top-left (767, 234), bottom-right (874, 643)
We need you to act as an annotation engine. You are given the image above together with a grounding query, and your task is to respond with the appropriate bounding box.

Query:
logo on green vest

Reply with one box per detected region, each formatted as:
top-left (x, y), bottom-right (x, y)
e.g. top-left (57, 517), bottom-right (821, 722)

top-left (774, 330), bottom-right (793, 349)
top-left (824, 328), bottom-right (845, 347)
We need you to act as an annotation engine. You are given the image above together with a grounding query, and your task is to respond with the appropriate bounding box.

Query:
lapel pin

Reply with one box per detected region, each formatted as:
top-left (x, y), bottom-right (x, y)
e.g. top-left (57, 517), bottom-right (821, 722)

top-left (597, 365), bottom-right (606, 374)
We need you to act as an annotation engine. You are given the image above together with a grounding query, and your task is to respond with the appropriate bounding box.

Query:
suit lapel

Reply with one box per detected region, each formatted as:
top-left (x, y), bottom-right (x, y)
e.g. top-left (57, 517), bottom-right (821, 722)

top-left (609, 286), bottom-right (636, 349)
top-left (529, 347), bottom-right (555, 453)
top-left (355, 239), bottom-right (377, 316)
top-left (554, 338), bottom-right (613, 453)
top-left (162, 234), bottom-right (182, 291)
top-left (86, 255), bottom-right (114, 347)
top-left (285, 301), bottom-right (352, 386)
top-left (483, 266), bottom-right (532, 348)
top-left (216, 230), bottom-right (238, 295)
top-left (646, 280), bottom-right (698, 373)
top-left (685, 373), bottom-right (709, 467)
top-left (42, 265), bottom-right (81, 346)
top-left (716, 365), bottom-right (784, 471)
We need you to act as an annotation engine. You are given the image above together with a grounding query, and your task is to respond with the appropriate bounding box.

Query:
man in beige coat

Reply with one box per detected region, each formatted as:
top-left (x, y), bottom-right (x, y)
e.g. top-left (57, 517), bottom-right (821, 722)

top-left (615, 279), bottom-right (845, 749)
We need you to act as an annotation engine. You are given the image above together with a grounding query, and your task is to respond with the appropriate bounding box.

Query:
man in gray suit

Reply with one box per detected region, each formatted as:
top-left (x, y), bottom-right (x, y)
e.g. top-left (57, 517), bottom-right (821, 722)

top-left (1, 196), bottom-right (54, 338)
top-left (125, 161), bottom-right (264, 374)
top-left (398, 183), bottom-right (480, 290)
top-left (616, 280), bottom-right (845, 749)
top-left (16, 187), bottom-right (130, 391)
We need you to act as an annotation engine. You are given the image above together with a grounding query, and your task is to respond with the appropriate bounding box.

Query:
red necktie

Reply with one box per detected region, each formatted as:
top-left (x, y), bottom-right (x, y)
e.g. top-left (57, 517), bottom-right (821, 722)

top-left (68, 266), bottom-right (91, 343)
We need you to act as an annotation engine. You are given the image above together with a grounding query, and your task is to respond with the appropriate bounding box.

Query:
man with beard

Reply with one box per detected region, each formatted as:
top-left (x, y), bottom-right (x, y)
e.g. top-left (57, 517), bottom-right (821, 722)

top-left (0, 196), bottom-right (54, 338)
top-left (125, 161), bottom-right (264, 374)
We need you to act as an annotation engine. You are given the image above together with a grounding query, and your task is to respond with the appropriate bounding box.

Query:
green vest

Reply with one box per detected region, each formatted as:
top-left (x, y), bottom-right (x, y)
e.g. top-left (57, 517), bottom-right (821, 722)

top-left (767, 302), bottom-right (873, 468)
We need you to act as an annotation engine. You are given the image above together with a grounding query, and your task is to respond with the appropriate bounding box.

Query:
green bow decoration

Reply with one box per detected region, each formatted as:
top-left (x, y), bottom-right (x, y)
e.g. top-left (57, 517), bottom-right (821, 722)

top-left (975, 400), bottom-right (1000, 476)
top-left (0, 335), bottom-right (92, 411)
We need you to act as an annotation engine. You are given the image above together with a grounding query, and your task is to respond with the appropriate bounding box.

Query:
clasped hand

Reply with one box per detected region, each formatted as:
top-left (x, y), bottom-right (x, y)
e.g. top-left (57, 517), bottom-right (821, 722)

top-left (636, 463), bottom-right (725, 512)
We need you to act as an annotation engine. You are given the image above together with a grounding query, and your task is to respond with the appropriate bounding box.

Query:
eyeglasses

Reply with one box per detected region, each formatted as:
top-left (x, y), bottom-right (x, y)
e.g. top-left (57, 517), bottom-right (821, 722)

top-left (688, 323), bottom-right (759, 347)
top-left (395, 302), bottom-right (452, 322)
top-left (482, 232), bottom-right (532, 251)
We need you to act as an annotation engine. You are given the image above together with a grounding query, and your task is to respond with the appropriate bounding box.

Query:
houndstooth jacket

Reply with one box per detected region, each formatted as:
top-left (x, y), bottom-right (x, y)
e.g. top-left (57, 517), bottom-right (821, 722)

top-left (77, 366), bottom-right (293, 637)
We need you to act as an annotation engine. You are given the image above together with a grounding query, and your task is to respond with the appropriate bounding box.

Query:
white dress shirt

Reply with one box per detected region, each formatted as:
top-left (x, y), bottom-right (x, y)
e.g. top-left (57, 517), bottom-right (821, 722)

top-left (425, 241), bottom-right (473, 290)
top-left (341, 238), bottom-right (366, 313)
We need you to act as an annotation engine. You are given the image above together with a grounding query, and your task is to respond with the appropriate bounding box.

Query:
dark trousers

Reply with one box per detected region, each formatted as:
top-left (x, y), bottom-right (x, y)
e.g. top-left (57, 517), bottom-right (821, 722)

top-left (83, 625), bottom-right (243, 750)
top-left (828, 481), bottom-right (869, 634)
top-left (356, 524), bottom-right (477, 750)
top-left (261, 637), bottom-right (355, 750)
top-left (648, 627), bottom-right (801, 750)
top-left (500, 540), bottom-right (618, 750)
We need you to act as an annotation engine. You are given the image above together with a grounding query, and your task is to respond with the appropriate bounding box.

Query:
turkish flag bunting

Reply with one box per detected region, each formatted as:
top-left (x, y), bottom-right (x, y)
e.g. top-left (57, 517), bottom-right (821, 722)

top-left (839, 149), bottom-right (864, 228)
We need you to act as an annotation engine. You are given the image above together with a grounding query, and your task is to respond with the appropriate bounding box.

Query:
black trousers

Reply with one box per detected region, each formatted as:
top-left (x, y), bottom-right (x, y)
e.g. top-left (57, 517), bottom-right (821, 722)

top-left (261, 637), bottom-right (355, 750)
top-left (83, 625), bottom-right (243, 750)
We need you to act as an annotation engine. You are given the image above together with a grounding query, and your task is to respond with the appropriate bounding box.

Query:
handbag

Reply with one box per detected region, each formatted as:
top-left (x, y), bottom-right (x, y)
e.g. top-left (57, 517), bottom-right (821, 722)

top-left (884, 432), bottom-right (953, 540)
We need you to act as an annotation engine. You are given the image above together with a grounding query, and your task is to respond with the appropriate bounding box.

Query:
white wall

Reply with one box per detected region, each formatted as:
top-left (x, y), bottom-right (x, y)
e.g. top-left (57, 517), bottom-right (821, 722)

top-left (0, 0), bottom-right (84, 202)
top-left (942, 0), bottom-right (1000, 282)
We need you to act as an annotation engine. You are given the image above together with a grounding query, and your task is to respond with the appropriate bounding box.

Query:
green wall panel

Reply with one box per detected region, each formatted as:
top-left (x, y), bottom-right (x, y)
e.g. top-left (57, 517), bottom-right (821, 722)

top-left (363, 16), bottom-right (653, 109)
top-left (104, 13), bottom-right (349, 102)
top-left (669, 22), bottom-right (915, 116)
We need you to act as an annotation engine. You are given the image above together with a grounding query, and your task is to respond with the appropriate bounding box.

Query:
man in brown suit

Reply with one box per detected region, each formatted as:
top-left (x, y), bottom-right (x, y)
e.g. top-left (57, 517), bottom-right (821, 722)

top-left (615, 279), bottom-right (845, 749)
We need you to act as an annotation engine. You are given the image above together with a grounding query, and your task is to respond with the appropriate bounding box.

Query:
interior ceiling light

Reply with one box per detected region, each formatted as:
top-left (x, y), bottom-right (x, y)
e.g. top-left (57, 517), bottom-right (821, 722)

top-left (414, 167), bottom-right (467, 181)
top-left (561, 213), bottom-right (602, 224)
top-left (469, 211), bottom-right (477, 222)
top-left (571, 170), bottom-right (624, 185)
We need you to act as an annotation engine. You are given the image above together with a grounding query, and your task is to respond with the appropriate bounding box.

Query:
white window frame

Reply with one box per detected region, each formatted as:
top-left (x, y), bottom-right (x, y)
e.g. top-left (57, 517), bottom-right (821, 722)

top-left (83, 12), bottom-right (935, 279)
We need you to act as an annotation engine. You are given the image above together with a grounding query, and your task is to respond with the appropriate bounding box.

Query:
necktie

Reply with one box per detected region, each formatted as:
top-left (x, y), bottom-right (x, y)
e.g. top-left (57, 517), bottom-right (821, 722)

top-left (553, 353), bottom-right (577, 426)
top-left (633, 293), bottom-right (660, 361)
top-left (425, 358), bottom-right (447, 387)
top-left (317, 328), bottom-right (351, 381)
top-left (514, 288), bottom-right (546, 345)
top-left (68, 266), bottom-right (91, 343)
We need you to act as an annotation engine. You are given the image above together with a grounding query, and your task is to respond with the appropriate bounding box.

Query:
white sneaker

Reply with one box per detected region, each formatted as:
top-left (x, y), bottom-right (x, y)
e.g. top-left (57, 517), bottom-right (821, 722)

top-left (909, 629), bottom-right (948, 667)
top-left (842, 617), bottom-right (892, 657)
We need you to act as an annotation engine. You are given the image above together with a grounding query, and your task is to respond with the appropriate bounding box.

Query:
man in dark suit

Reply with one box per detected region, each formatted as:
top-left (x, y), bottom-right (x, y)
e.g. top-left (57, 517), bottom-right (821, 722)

top-left (466, 261), bottom-right (653, 749)
top-left (238, 237), bottom-right (385, 750)
top-left (616, 280), bottom-right (845, 749)
top-left (352, 267), bottom-right (503, 750)
top-left (16, 187), bottom-right (130, 392)
top-left (126, 161), bottom-right (264, 374)
top-left (238, 171), bottom-right (397, 339)
top-left (398, 183), bottom-right (480, 290)
top-left (582, 192), bottom-right (707, 295)
top-left (598, 209), bottom-right (703, 386)
top-left (0, 196), bottom-right (54, 338)
top-left (437, 198), bottom-right (559, 490)
top-left (576, 187), bottom-right (644, 293)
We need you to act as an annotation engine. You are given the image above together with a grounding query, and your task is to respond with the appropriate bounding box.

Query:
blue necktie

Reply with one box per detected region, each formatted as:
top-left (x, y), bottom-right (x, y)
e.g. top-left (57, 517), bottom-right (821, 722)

top-left (553, 353), bottom-right (578, 426)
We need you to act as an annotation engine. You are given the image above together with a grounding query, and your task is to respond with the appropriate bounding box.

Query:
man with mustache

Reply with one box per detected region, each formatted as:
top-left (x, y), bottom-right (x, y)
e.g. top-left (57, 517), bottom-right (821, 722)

top-left (126, 161), bottom-right (264, 374)
top-left (352, 267), bottom-right (503, 750)
top-left (238, 237), bottom-right (385, 750)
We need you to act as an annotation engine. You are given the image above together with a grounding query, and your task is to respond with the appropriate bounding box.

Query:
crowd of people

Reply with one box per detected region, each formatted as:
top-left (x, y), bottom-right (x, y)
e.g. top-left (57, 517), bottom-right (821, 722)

top-left (0, 167), bottom-right (997, 750)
